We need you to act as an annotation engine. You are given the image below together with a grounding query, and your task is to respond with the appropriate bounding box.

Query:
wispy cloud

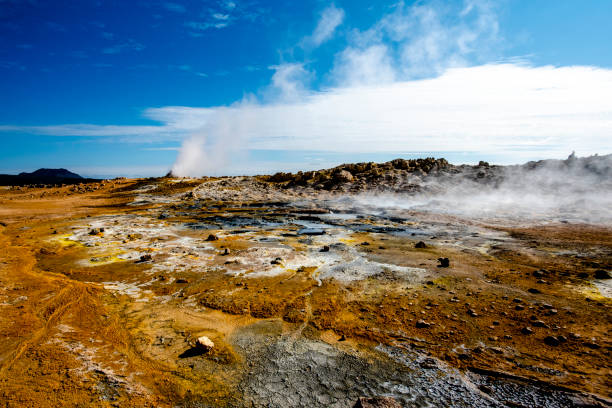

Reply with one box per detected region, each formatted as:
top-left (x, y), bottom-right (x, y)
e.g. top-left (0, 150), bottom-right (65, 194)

top-left (102, 39), bottom-right (145, 54)
top-left (305, 4), bottom-right (345, 48)
top-left (331, 0), bottom-right (500, 85)
top-left (162, 2), bottom-right (186, 13)
top-left (185, 20), bottom-right (229, 32)
top-left (185, 0), bottom-right (268, 34)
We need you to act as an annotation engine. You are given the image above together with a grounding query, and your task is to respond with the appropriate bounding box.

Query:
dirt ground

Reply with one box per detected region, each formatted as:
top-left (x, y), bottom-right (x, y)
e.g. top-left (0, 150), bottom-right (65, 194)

top-left (0, 179), bottom-right (610, 407)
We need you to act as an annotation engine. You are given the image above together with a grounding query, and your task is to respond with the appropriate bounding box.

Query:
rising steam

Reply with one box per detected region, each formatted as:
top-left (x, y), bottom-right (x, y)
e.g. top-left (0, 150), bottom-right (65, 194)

top-left (348, 154), bottom-right (612, 224)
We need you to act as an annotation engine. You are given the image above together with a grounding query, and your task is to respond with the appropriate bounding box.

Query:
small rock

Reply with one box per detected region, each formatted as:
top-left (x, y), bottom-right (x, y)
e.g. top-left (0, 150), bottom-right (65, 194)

top-left (334, 170), bottom-right (354, 183)
top-left (532, 320), bottom-right (548, 328)
top-left (437, 257), bottom-right (450, 268)
top-left (419, 358), bottom-right (438, 369)
top-left (415, 241), bottom-right (427, 249)
top-left (416, 319), bottom-right (431, 328)
top-left (478, 384), bottom-right (493, 394)
top-left (521, 327), bottom-right (533, 335)
top-left (320, 245), bottom-right (330, 252)
top-left (544, 336), bottom-right (560, 346)
top-left (176, 279), bottom-right (189, 284)
top-left (221, 248), bottom-right (230, 256)
top-left (137, 254), bottom-right (152, 263)
top-left (205, 234), bottom-right (219, 241)
top-left (194, 336), bottom-right (214, 352)
top-left (584, 341), bottom-right (600, 349)
top-left (528, 288), bottom-right (541, 294)
top-left (467, 309), bottom-right (478, 317)
top-left (594, 269), bottom-right (611, 279)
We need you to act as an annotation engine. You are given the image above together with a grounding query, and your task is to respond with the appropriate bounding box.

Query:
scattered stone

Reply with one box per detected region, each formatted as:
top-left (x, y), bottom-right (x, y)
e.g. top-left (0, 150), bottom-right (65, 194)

top-left (353, 396), bottom-right (402, 408)
top-left (416, 319), bottom-right (431, 328)
top-left (437, 257), bottom-right (450, 268)
top-left (478, 384), bottom-right (493, 394)
top-left (467, 308), bottom-right (478, 317)
top-left (584, 341), bottom-right (600, 349)
top-left (532, 320), bottom-right (548, 328)
top-left (271, 257), bottom-right (282, 265)
top-left (205, 234), bottom-right (219, 241)
top-left (515, 304), bottom-right (525, 311)
top-left (88, 228), bottom-right (100, 235)
top-left (334, 170), bottom-right (354, 183)
top-left (194, 336), bottom-right (214, 352)
top-left (176, 279), bottom-right (189, 284)
top-left (594, 269), bottom-right (611, 279)
top-left (528, 288), bottom-right (541, 294)
top-left (544, 336), bottom-right (560, 346)
top-left (569, 332), bottom-right (581, 339)
top-left (415, 241), bottom-right (427, 249)
top-left (532, 270), bottom-right (545, 278)
top-left (221, 248), bottom-right (230, 256)
top-left (137, 254), bottom-right (152, 263)
top-left (419, 358), bottom-right (438, 369)
top-left (521, 327), bottom-right (533, 335)
top-left (320, 245), bottom-right (330, 252)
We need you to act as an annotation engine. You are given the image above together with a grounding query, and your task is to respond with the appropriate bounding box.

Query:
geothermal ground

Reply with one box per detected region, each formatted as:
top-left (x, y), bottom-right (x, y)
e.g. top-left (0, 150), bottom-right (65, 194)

top-left (0, 157), bottom-right (610, 407)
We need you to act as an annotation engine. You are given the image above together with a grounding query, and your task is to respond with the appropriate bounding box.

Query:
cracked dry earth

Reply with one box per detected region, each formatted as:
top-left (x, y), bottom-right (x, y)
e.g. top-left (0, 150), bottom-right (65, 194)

top-left (0, 177), bottom-right (610, 407)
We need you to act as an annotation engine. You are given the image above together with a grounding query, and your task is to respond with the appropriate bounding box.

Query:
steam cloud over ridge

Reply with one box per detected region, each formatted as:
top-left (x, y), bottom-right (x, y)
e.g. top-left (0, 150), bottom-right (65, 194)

top-left (170, 64), bottom-right (612, 176)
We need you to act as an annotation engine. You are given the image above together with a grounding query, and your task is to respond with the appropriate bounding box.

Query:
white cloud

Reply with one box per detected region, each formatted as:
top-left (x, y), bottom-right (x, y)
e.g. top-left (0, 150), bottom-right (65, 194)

top-left (331, 0), bottom-right (500, 85)
top-left (267, 63), bottom-right (313, 101)
top-left (331, 44), bottom-right (396, 86)
top-left (3, 64), bottom-right (612, 175)
top-left (306, 5), bottom-right (345, 47)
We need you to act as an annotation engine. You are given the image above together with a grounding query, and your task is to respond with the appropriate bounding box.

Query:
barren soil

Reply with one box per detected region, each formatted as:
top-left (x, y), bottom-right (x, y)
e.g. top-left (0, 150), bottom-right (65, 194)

top-left (0, 173), bottom-right (610, 407)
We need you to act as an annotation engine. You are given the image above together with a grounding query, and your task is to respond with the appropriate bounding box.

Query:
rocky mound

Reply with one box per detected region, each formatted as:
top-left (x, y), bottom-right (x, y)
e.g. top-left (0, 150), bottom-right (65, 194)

top-left (259, 153), bottom-right (612, 195)
top-left (264, 157), bottom-right (456, 192)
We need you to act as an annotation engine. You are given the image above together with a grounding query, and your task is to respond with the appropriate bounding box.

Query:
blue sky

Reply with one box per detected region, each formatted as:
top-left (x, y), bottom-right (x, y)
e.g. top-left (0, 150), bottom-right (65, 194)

top-left (1, 0), bottom-right (611, 177)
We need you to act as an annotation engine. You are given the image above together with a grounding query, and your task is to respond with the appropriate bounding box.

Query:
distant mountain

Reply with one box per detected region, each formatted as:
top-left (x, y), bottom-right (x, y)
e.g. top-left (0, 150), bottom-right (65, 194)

top-left (18, 168), bottom-right (82, 179)
top-left (0, 168), bottom-right (99, 186)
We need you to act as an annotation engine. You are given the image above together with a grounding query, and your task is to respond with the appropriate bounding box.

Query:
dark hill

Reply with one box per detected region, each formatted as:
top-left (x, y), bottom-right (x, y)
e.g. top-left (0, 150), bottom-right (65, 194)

top-left (0, 168), bottom-right (100, 186)
top-left (18, 168), bottom-right (82, 179)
